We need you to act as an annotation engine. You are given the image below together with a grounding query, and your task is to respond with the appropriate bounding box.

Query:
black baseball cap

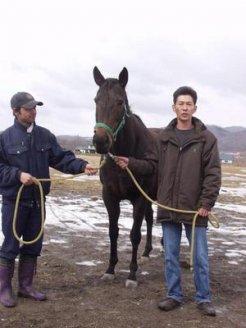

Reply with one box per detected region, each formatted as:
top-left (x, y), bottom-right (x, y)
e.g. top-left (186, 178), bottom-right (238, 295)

top-left (10, 92), bottom-right (43, 109)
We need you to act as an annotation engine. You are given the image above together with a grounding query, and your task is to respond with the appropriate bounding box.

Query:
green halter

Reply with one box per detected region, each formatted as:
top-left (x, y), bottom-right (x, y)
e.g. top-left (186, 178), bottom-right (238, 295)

top-left (94, 103), bottom-right (131, 138)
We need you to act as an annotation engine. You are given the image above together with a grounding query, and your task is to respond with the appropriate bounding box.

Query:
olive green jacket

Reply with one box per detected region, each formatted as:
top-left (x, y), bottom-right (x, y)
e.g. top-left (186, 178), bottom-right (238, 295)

top-left (156, 117), bottom-right (221, 227)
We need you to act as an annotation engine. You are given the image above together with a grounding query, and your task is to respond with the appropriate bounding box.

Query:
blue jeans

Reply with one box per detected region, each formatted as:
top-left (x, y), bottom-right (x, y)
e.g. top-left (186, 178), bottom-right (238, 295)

top-left (0, 198), bottom-right (44, 260)
top-left (162, 222), bottom-right (211, 304)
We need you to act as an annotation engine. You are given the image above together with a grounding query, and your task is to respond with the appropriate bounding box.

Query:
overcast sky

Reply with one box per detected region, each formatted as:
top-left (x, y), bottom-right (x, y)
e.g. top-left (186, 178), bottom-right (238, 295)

top-left (0, 0), bottom-right (246, 136)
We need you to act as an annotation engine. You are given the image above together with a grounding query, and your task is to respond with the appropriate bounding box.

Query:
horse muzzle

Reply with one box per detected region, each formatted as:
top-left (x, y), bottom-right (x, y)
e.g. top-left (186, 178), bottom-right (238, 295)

top-left (93, 128), bottom-right (113, 154)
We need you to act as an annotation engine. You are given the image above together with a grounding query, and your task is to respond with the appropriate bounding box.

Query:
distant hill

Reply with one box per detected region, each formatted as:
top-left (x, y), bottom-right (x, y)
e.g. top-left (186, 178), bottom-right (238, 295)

top-left (0, 126), bottom-right (244, 154)
top-left (207, 125), bottom-right (231, 138)
top-left (207, 125), bottom-right (246, 152)
top-left (224, 126), bottom-right (246, 133)
top-left (56, 135), bottom-right (92, 150)
top-left (56, 125), bottom-right (246, 153)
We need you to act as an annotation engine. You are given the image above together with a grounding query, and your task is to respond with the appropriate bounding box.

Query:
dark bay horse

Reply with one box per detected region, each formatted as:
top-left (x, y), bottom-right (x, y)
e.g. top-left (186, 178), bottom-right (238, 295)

top-left (93, 67), bottom-right (158, 287)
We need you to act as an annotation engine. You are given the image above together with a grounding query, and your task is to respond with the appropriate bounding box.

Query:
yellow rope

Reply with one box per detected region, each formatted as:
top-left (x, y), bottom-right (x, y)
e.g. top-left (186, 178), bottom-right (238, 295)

top-left (13, 178), bottom-right (45, 245)
top-left (12, 172), bottom-right (87, 245)
top-left (125, 167), bottom-right (220, 271)
top-left (13, 158), bottom-right (219, 272)
top-left (12, 160), bottom-right (107, 246)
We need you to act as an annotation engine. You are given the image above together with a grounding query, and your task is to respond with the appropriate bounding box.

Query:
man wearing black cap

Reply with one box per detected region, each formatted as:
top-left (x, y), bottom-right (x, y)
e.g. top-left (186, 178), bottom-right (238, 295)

top-left (0, 92), bottom-right (97, 307)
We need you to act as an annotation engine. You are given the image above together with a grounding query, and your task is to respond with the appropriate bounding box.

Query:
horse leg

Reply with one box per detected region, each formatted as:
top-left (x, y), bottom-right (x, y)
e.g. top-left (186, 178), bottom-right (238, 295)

top-left (141, 202), bottom-right (153, 258)
top-left (102, 195), bottom-right (120, 281)
top-left (126, 199), bottom-right (146, 288)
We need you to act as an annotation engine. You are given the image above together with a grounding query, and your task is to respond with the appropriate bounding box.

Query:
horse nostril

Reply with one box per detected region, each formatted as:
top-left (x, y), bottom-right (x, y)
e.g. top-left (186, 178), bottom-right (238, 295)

top-left (92, 132), bottom-right (111, 154)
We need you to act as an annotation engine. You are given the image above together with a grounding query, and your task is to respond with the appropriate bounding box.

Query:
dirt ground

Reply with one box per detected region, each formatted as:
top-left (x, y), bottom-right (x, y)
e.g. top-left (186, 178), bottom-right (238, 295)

top-left (0, 159), bottom-right (245, 328)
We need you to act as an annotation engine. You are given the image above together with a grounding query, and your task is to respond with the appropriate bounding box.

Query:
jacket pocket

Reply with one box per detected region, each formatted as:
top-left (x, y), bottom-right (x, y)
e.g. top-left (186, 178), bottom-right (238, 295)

top-left (36, 143), bottom-right (52, 152)
top-left (36, 143), bottom-right (52, 167)
top-left (7, 144), bottom-right (28, 155)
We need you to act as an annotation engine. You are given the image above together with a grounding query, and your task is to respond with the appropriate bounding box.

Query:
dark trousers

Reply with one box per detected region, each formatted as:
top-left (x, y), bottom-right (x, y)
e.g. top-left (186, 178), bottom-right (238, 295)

top-left (0, 198), bottom-right (45, 260)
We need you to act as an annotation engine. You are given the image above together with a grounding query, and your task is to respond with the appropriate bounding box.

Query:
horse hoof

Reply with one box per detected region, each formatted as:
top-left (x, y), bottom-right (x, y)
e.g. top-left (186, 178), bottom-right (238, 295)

top-left (125, 279), bottom-right (138, 288)
top-left (139, 256), bottom-right (150, 265)
top-left (101, 273), bottom-right (115, 281)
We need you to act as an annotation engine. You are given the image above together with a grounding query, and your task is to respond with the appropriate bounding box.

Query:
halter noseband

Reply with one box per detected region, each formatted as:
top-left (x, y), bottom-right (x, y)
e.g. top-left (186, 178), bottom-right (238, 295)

top-left (94, 103), bottom-right (131, 138)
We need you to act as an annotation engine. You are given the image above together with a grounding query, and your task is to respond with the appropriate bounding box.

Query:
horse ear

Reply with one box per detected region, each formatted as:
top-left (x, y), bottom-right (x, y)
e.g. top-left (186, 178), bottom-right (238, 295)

top-left (119, 67), bottom-right (128, 88)
top-left (93, 66), bottom-right (105, 86)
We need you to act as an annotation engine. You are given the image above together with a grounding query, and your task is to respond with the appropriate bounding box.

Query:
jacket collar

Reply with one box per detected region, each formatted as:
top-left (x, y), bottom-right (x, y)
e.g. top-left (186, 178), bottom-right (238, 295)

top-left (159, 117), bottom-right (207, 143)
top-left (14, 119), bottom-right (36, 132)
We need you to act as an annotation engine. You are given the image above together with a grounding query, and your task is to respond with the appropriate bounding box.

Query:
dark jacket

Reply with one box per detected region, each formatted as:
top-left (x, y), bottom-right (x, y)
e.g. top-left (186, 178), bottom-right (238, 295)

top-left (0, 120), bottom-right (88, 200)
top-left (156, 117), bottom-right (221, 227)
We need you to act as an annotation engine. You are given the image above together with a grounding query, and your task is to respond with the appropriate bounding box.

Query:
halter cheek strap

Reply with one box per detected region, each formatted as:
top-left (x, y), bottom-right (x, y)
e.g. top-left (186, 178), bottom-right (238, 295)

top-left (112, 115), bottom-right (125, 137)
top-left (94, 103), bottom-right (130, 138)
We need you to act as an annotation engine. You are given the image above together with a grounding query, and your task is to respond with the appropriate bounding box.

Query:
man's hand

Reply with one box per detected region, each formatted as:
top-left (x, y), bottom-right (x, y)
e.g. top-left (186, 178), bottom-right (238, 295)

top-left (114, 156), bottom-right (129, 170)
top-left (19, 172), bottom-right (35, 185)
top-left (198, 208), bottom-right (209, 217)
top-left (84, 164), bottom-right (98, 176)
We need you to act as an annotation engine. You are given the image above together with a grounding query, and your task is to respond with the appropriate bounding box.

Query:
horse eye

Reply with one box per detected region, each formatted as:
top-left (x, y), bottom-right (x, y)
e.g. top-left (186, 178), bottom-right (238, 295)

top-left (94, 97), bottom-right (98, 103)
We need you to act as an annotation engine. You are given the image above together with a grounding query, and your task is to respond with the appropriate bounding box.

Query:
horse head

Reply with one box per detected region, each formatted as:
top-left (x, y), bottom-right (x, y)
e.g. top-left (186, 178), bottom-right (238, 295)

top-left (93, 66), bottom-right (131, 154)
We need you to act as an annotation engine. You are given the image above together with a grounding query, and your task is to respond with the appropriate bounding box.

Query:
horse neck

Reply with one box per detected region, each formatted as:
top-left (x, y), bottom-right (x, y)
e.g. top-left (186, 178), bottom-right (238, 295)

top-left (112, 115), bottom-right (148, 157)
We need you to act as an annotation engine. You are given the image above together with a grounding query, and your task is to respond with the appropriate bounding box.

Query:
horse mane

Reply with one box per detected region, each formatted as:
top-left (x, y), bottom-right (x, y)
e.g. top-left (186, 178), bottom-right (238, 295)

top-left (132, 113), bottom-right (147, 128)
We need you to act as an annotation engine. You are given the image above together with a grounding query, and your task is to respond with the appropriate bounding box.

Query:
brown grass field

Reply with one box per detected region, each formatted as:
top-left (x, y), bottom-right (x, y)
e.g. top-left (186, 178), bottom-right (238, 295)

top-left (1, 156), bottom-right (245, 328)
top-left (49, 153), bottom-right (245, 198)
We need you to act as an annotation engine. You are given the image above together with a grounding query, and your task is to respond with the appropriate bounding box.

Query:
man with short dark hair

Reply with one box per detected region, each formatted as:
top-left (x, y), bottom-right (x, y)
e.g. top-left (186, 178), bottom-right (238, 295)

top-left (157, 86), bottom-right (221, 316)
top-left (0, 92), bottom-right (97, 307)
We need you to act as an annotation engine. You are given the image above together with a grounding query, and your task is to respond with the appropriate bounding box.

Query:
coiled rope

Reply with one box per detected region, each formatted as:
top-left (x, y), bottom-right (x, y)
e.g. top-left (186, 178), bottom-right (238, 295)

top-left (13, 158), bottom-right (219, 271)
top-left (12, 173), bottom-right (86, 245)
top-left (124, 166), bottom-right (219, 271)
